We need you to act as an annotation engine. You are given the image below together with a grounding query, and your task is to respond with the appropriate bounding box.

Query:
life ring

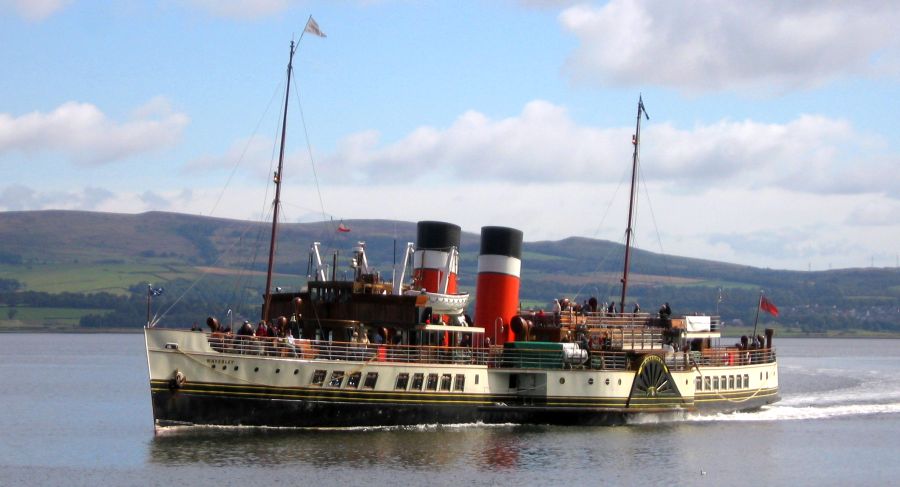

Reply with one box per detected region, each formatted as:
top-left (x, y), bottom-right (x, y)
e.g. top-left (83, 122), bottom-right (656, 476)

top-left (170, 370), bottom-right (187, 389)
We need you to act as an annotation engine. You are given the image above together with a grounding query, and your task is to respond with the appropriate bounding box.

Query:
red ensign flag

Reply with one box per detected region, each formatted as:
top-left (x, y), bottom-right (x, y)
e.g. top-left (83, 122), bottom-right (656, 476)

top-left (760, 296), bottom-right (779, 317)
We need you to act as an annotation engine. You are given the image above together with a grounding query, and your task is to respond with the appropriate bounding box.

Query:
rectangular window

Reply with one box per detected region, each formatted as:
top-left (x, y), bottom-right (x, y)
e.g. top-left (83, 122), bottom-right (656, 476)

top-left (695, 376), bottom-right (702, 390)
top-left (440, 374), bottom-right (452, 391)
top-left (363, 372), bottom-right (378, 390)
top-left (411, 373), bottom-right (424, 391)
top-left (721, 376), bottom-right (727, 390)
top-left (454, 374), bottom-right (465, 392)
top-left (328, 371), bottom-right (345, 388)
top-left (743, 374), bottom-right (749, 388)
top-left (736, 375), bottom-right (743, 388)
top-left (426, 373), bottom-right (439, 391)
top-left (704, 376), bottom-right (711, 391)
top-left (346, 372), bottom-right (361, 388)
top-left (712, 376), bottom-right (719, 390)
top-left (728, 376), bottom-right (735, 389)
top-left (395, 373), bottom-right (410, 390)
top-left (311, 369), bottom-right (327, 386)
top-left (475, 374), bottom-right (480, 385)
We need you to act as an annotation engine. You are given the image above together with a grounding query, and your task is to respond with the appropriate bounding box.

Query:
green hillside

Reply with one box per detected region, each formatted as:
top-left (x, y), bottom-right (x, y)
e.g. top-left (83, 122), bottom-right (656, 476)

top-left (1, 210), bottom-right (898, 336)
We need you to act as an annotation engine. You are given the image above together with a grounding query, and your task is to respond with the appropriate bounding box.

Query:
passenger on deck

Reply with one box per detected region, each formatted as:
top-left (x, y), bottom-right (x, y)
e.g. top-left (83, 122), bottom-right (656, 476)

top-left (206, 317), bottom-right (220, 333)
top-left (659, 302), bottom-right (672, 321)
top-left (237, 321), bottom-right (254, 336)
top-left (256, 321), bottom-right (269, 337)
top-left (633, 303), bottom-right (641, 313)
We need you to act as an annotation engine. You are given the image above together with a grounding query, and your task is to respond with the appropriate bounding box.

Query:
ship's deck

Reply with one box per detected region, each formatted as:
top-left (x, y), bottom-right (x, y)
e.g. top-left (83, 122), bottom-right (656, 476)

top-left (200, 332), bottom-right (776, 372)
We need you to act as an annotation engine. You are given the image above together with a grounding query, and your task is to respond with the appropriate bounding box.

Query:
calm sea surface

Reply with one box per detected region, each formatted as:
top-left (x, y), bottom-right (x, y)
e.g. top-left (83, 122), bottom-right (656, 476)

top-left (1, 334), bottom-right (899, 486)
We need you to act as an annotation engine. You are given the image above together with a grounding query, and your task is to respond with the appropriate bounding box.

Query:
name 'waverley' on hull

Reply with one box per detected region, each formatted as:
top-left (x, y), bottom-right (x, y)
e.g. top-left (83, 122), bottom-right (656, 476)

top-left (145, 36), bottom-right (779, 429)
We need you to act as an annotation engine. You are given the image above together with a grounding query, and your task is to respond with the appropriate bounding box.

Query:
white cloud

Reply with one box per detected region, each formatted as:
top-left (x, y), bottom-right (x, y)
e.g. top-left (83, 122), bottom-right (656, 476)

top-left (185, 0), bottom-right (292, 20)
top-left (0, 184), bottom-right (113, 211)
top-left (184, 135), bottom-right (275, 175)
top-left (846, 199), bottom-right (900, 227)
top-left (139, 190), bottom-right (171, 210)
top-left (315, 100), bottom-right (894, 200)
top-left (0, 0), bottom-right (71, 21)
top-left (559, 0), bottom-right (900, 92)
top-left (322, 100), bottom-right (631, 183)
top-left (0, 97), bottom-right (189, 165)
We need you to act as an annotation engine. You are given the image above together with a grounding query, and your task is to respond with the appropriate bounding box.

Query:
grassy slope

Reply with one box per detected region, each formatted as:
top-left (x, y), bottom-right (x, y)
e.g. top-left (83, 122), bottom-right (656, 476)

top-left (1, 210), bottom-right (898, 335)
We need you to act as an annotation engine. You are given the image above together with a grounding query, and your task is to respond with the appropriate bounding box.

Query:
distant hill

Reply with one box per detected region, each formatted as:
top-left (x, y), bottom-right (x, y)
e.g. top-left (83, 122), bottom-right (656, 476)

top-left (1, 210), bottom-right (899, 335)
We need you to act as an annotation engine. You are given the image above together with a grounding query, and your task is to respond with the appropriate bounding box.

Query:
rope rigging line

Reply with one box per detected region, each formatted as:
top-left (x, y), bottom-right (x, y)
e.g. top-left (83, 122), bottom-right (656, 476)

top-left (207, 81), bottom-right (284, 218)
top-left (570, 162), bottom-right (632, 303)
top-left (150, 216), bottom-right (270, 327)
top-left (637, 161), bottom-right (673, 282)
top-left (289, 69), bottom-right (334, 248)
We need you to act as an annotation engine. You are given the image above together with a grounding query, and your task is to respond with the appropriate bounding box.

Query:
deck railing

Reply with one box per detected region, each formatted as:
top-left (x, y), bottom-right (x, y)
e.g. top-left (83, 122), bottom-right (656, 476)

top-left (203, 334), bottom-right (774, 371)
top-left (689, 348), bottom-right (777, 367)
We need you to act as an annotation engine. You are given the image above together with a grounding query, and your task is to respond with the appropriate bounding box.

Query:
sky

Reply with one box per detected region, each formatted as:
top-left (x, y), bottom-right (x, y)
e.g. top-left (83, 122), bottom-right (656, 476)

top-left (1, 0), bottom-right (899, 271)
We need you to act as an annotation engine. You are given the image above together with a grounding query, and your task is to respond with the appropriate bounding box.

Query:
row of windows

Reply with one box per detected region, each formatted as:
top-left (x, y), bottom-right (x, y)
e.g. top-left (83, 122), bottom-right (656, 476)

top-left (395, 372), bottom-right (468, 392)
top-left (696, 374), bottom-right (750, 391)
top-left (308, 370), bottom-right (476, 392)
top-left (311, 370), bottom-right (379, 390)
top-left (697, 370), bottom-right (772, 391)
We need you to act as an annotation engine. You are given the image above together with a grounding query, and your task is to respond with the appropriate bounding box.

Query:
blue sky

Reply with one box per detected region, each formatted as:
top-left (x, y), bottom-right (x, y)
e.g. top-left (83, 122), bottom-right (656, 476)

top-left (1, 0), bottom-right (898, 271)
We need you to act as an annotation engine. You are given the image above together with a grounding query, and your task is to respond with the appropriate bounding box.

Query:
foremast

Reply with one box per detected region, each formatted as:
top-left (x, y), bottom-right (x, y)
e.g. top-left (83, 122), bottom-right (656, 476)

top-left (262, 41), bottom-right (297, 323)
top-left (619, 96), bottom-right (649, 314)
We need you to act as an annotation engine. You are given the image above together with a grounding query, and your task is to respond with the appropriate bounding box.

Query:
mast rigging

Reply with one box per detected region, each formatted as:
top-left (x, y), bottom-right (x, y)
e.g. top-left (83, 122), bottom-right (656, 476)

top-left (262, 40), bottom-right (296, 323)
top-left (619, 96), bottom-right (649, 314)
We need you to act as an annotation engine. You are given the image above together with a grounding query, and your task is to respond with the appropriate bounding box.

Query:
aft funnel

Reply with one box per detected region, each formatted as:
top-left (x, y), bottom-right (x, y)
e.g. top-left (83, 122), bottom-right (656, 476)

top-left (474, 226), bottom-right (523, 345)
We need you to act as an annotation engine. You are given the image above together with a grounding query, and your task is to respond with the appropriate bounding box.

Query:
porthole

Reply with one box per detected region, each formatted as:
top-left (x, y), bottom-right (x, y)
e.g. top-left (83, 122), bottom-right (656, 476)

top-left (588, 378), bottom-right (594, 385)
top-left (559, 377), bottom-right (565, 384)
top-left (210, 364), bottom-right (216, 369)
top-left (276, 368), bottom-right (280, 374)
top-left (221, 365), bottom-right (227, 370)
top-left (255, 367), bottom-right (260, 373)
top-left (234, 366), bottom-right (239, 371)
top-left (618, 379), bottom-right (622, 386)
top-left (294, 369), bottom-right (299, 375)
top-left (605, 378), bottom-right (610, 385)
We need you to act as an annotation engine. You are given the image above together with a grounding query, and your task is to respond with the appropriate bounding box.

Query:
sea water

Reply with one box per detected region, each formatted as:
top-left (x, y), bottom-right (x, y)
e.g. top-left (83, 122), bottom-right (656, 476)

top-left (1, 334), bottom-right (898, 486)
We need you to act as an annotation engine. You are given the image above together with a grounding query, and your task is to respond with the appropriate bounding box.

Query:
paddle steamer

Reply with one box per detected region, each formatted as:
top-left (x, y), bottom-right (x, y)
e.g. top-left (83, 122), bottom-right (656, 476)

top-left (145, 38), bottom-right (779, 429)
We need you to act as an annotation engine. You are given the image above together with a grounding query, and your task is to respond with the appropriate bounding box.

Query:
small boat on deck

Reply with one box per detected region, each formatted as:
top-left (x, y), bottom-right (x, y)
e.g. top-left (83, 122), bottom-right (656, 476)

top-left (144, 40), bottom-right (779, 429)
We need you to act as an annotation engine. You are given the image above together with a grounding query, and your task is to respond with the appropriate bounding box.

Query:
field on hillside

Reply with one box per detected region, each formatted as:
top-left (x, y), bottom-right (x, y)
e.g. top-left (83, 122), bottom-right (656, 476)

top-left (0, 262), bottom-right (199, 294)
top-left (0, 305), bottom-right (111, 331)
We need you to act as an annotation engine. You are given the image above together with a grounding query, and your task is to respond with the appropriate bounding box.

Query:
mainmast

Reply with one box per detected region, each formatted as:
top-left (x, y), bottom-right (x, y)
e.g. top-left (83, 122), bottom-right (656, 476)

top-left (619, 96), bottom-right (649, 314)
top-left (262, 40), bottom-right (297, 323)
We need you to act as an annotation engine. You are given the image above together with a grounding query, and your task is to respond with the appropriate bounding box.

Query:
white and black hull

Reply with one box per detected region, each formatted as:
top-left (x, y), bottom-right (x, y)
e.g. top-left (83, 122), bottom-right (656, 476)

top-left (146, 328), bottom-right (779, 428)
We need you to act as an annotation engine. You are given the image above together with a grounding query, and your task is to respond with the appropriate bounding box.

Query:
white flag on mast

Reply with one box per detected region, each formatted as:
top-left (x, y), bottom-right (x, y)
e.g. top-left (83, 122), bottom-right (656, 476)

top-left (304, 17), bottom-right (326, 38)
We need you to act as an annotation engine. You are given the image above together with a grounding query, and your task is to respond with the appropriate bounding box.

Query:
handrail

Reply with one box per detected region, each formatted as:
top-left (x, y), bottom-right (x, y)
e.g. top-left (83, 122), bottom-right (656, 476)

top-left (207, 333), bottom-right (487, 366)
top-left (202, 333), bottom-right (775, 371)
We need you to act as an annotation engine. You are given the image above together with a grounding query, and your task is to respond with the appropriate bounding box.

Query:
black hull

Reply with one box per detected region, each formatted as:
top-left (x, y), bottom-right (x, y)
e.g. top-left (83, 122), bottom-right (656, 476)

top-left (150, 387), bottom-right (779, 428)
top-left (151, 390), bottom-right (631, 427)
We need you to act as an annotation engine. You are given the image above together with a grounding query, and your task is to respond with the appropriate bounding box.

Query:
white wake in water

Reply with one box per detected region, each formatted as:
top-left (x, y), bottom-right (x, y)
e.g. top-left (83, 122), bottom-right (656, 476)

top-left (687, 402), bottom-right (900, 423)
top-left (687, 364), bottom-right (900, 423)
